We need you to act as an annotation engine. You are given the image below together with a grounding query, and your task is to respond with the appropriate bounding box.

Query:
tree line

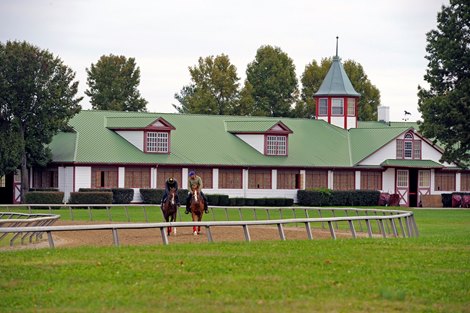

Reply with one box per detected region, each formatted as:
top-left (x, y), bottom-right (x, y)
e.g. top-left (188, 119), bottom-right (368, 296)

top-left (173, 46), bottom-right (381, 120)
top-left (0, 0), bottom-right (469, 203)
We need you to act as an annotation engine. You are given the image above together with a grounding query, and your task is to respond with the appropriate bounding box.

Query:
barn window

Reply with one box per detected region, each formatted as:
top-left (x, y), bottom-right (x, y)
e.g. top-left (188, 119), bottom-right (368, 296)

top-left (331, 98), bottom-right (344, 115)
top-left (347, 98), bottom-right (356, 116)
top-left (318, 98), bottom-right (328, 115)
top-left (266, 135), bottom-right (287, 156)
top-left (146, 131), bottom-right (169, 153)
top-left (461, 173), bottom-right (470, 191)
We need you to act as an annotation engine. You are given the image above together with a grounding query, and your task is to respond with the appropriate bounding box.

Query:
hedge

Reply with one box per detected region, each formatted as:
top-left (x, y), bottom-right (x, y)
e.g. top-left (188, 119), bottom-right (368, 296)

top-left (139, 189), bottom-right (188, 204)
top-left (24, 191), bottom-right (64, 204)
top-left (78, 188), bottom-right (134, 204)
top-left (297, 189), bottom-right (381, 206)
top-left (68, 192), bottom-right (113, 204)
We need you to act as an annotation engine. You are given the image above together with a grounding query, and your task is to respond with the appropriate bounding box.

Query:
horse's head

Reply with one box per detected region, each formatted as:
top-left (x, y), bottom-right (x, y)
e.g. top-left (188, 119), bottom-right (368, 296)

top-left (168, 187), bottom-right (176, 205)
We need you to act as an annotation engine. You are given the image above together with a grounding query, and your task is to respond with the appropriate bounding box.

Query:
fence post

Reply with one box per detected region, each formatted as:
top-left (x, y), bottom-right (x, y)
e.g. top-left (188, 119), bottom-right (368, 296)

top-left (242, 225), bottom-right (251, 242)
top-left (205, 226), bottom-right (213, 242)
top-left (348, 220), bottom-right (357, 239)
top-left (365, 219), bottom-right (373, 238)
top-left (277, 223), bottom-right (286, 241)
top-left (305, 222), bottom-right (313, 240)
top-left (160, 227), bottom-right (169, 245)
top-left (112, 228), bottom-right (120, 247)
top-left (327, 221), bottom-right (336, 240)
top-left (47, 231), bottom-right (55, 248)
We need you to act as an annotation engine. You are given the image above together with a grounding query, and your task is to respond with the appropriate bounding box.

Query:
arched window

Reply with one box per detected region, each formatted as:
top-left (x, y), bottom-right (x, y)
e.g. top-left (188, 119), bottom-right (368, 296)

top-left (396, 131), bottom-right (421, 160)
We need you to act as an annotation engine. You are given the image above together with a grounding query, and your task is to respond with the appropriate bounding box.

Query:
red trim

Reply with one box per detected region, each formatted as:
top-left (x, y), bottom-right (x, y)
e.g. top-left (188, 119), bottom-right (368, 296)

top-left (343, 97), bottom-right (347, 129)
top-left (264, 134), bottom-right (288, 156)
top-left (395, 169), bottom-right (409, 207)
top-left (327, 98), bottom-right (331, 124)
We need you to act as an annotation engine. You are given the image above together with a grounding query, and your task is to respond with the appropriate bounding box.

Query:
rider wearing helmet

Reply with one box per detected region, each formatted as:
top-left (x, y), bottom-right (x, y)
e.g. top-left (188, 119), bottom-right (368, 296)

top-left (162, 177), bottom-right (179, 207)
top-left (185, 171), bottom-right (208, 214)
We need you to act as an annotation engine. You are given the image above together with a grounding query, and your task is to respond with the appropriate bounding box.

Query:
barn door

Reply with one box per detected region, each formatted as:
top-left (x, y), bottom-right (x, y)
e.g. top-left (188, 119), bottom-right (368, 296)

top-left (396, 169), bottom-right (409, 206)
top-left (13, 170), bottom-right (22, 204)
top-left (418, 170), bottom-right (431, 206)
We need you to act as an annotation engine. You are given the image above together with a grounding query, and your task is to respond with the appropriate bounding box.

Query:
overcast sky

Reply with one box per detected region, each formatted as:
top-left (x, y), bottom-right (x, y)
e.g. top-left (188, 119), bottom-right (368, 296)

top-left (1, 0), bottom-right (448, 122)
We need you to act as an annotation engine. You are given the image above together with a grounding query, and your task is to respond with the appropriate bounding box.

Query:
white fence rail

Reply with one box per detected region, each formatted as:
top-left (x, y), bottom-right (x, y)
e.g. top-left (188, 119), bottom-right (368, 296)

top-left (0, 205), bottom-right (418, 248)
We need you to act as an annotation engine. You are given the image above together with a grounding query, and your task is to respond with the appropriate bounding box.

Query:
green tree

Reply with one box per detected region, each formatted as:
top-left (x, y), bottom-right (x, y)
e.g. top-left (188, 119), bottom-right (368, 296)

top-left (296, 58), bottom-right (381, 120)
top-left (86, 55), bottom-right (147, 112)
top-left (0, 41), bottom-right (82, 201)
top-left (418, 0), bottom-right (470, 165)
top-left (245, 45), bottom-right (298, 117)
top-left (173, 54), bottom-right (240, 115)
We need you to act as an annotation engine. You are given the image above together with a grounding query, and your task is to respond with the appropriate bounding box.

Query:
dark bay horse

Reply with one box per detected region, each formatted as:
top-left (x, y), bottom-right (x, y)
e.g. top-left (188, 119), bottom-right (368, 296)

top-left (190, 186), bottom-right (205, 235)
top-left (161, 187), bottom-right (178, 236)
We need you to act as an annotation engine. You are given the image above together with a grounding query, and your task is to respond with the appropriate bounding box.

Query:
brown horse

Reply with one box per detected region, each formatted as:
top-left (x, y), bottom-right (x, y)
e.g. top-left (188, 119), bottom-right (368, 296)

top-left (190, 186), bottom-right (205, 235)
top-left (161, 187), bottom-right (178, 236)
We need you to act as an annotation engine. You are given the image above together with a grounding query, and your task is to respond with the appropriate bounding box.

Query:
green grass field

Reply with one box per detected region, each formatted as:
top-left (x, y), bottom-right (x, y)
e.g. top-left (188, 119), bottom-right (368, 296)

top-left (1, 209), bottom-right (469, 313)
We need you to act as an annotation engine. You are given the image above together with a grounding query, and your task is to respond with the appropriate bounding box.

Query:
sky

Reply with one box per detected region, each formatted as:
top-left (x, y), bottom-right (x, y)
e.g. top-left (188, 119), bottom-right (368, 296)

top-left (1, 0), bottom-right (448, 122)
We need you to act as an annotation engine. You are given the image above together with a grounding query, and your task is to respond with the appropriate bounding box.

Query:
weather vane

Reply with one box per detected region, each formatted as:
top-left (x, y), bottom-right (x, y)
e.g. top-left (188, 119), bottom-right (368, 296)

top-left (336, 36), bottom-right (339, 57)
top-left (402, 110), bottom-right (411, 121)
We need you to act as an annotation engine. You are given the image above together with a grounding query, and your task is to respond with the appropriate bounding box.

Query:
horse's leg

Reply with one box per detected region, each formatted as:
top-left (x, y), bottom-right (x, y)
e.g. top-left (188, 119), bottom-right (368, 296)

top-left (171, 212), bottom-right (177, 235)
top-left (198, 210), bottom-right (202, 234)
top-left (192, 211), bottom-right (198, 235)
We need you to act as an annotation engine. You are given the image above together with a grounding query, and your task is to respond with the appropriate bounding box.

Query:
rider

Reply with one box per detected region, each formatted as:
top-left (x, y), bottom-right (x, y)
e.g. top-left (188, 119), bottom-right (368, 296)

top-left (162, 177), bottom-right (180, 207)
top-left (185, 171), bottom-right (208, 214)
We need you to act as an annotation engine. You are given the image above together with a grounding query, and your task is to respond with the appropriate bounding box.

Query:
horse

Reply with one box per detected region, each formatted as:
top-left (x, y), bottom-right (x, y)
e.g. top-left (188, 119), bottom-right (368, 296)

top-left (161, 187), bottom-right (178, 236)
top-left (190, 186), bottom-right (205, 235)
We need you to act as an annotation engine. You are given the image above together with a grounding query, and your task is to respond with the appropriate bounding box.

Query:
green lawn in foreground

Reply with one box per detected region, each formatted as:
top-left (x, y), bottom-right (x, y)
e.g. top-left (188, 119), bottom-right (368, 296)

top-left (0, 209), bottom-right (469, 313)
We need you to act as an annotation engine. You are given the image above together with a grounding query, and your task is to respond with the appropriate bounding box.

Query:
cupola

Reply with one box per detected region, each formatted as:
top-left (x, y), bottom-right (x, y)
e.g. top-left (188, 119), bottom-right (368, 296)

top-left (314, 37), bottom-right (360, 129)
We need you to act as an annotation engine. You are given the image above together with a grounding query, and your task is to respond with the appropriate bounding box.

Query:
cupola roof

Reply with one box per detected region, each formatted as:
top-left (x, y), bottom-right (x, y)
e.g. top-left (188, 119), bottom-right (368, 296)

top-left (315, 56), bottom-right (360, 97)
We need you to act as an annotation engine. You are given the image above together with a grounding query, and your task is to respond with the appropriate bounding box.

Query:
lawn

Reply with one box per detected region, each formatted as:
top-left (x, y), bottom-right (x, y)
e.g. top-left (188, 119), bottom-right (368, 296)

top-left (0, 209), bottom-right (469, 313)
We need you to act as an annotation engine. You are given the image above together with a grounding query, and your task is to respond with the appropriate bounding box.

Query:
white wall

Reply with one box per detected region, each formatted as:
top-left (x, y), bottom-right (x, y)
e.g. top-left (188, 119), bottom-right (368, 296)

top-left (347, 116), bottom-right (357, 129)
top-left (235, 134), bottom-right (264, 153)
top-left (382, 168), bottom-right (395, 194)
top-left (116, 131), bottom-right (143, 151)
top-left (75, 167), bottom-right (91, 191)
top-left (58, 166), bottom-right (74, 202)
top-left (330, 116), bottom-right (344, 129)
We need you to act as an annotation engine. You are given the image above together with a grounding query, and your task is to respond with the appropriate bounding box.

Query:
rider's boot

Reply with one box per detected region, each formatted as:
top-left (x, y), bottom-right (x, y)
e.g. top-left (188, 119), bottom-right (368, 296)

top-left (204, 202), bottom-right (209, 214)
top-left (185, 203), bottom-right (190, 214)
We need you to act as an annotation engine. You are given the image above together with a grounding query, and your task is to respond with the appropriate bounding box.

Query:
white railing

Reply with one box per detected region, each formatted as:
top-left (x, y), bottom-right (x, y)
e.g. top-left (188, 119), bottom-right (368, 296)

top-left (0, 212), bottom-right (60, 247)
top-left (0, 205), bottom-right (418, 248)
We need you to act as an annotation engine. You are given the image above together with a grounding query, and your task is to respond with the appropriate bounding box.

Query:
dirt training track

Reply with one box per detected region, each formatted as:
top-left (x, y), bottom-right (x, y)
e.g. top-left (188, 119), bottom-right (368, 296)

top-left (6, 220), bottom-right (359, 249)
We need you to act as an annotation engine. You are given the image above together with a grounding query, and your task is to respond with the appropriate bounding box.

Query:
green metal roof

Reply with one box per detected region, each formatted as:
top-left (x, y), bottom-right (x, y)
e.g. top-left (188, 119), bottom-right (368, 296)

top-left (53, 110), bottom-right (352, 167)
top-left (315, 56), bottom-right (360, 97)
top-left (106, 116), bottom-right (161, 128)
top-left (380, 159), bottom-right (444, 168)
top-left (48, 110), bottom-right (448, 169)
top-left (224, 120), bottom-right (281, 133)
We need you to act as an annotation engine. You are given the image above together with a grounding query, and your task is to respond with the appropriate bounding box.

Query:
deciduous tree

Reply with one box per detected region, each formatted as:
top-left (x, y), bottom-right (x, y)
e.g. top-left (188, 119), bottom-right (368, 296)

top-left (418, 0), bottom-right (470, 166)
top-left (173, 54), bottom-right (240, 115)
top-left (245, 45), bottom-right (298, 117)
top-left (86, 55), bottom-right (147, 112)
top-left (0, 41), bottom-right (82, 201)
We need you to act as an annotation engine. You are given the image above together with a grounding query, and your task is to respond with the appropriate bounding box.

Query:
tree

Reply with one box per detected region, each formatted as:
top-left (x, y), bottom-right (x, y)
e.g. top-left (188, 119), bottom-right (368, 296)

top-left (296, 58), bottom-right (381, 120)
top-left (0, 41), bottom-right (82, 201)
top-left (245, 45), bottom-right (298, 117)
top-left (418, 0), bottom-right (470, 166)
top-left (173, 54), bottom-right (240, 115)
top-left (86, 55), bottom-right (147, 112)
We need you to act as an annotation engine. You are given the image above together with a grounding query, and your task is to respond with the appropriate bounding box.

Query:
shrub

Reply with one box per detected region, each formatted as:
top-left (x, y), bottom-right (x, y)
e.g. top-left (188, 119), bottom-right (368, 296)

top-left (229, 198), bottom-right (237, 206)
top-left (254, 198), bottom-right (266, 206)
top-left (206, 194), bottom-right (220, 206)
top-left (112, 188), bottom-right (134, 204)
top-left (68, 192), bottom-right (112, 204)
top-left (284, 198), bottom-right (294, 206)
top-left (245, 198), bottom-right (255, 206)
top-left (441, 193), bottom-right (452, 207)
top-left (29, 188), bottom-right (59, 192)
top-left (219, 195), bottom-right (230, 206)
top-left (139, 189), bottom-right (164, 204)
top-left (297, 189), bottom-right (380, 206)
top-left (25, 191), bottom-right (64, 204)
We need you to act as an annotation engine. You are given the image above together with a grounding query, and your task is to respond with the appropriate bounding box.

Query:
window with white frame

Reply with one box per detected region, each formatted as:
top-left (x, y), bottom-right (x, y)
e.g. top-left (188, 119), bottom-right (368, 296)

top-left (318, 98), bottom-right (328, 115)
top-left (146, 131), bottom-right (168, 153)
top-left (347, 98), bottom-right (355, 116)
top-left (419, 170), bottom-right (431, 187)
top-left (331, 98), bottom-right (344, 115)
top-left (266, 135), bottom-right (287, 156)
top-left (0, 176), bottom-right (5, 188)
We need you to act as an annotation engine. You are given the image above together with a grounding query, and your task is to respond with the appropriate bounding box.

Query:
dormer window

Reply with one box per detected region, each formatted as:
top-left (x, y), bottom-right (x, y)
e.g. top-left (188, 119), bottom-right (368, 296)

top-left (396, 131), bottom-right (421, 160)
top-left (266, 135), bottom-right (287, 156)
top-left (146, 131), bottom-right (169, 153)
